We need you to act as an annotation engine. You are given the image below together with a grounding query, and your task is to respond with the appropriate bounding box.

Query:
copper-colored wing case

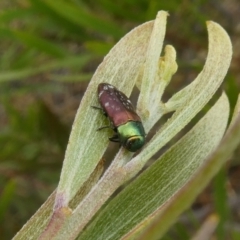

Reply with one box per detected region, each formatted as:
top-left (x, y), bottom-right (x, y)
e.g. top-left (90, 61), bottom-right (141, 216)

top-left (98, 83), bottom-right (141, 127)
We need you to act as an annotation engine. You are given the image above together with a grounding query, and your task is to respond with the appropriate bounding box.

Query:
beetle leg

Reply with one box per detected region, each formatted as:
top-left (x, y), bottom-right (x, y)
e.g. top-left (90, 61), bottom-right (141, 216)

top-left (91, 106), bottom-right (102, 110)
top-left (91, 106), bottom-right (107, 117)
top-left (109, 134), bottom-right (119, 142)
top-left (97, 125), bottom-right (112, 131)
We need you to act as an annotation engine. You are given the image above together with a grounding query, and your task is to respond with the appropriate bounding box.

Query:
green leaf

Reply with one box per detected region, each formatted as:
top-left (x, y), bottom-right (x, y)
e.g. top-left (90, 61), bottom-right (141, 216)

top-left (124, 20), bottom-right (232, 184)
top-left (12, 162), bottom-right (104, 240)
top-left (137, 97), bottom-right (240, 240)
top-left (56, 20), bottom-right (155, 206)
top-left (78, 92), bottom-right (229, 240)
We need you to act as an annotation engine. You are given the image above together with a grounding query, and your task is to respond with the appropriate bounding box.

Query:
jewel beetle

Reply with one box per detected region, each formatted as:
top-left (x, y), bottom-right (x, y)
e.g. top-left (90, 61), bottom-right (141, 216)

top-left (93, 83), bottom-right (145, 152)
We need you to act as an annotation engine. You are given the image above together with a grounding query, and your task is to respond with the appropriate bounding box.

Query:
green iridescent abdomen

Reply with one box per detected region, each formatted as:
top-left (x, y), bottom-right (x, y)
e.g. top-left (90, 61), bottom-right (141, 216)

top-left (117, 121), bottom-right (145, 152)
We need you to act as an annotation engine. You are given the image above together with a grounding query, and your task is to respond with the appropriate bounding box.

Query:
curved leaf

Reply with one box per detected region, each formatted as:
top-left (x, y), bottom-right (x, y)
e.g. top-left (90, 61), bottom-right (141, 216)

top-left (78, 93), bottom-right (229, 240)
top-left (56, 20), bottom-right (155, 205)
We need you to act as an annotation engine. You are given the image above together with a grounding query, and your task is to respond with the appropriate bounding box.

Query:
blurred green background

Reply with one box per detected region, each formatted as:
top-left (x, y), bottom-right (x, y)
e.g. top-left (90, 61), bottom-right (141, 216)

top-left (0, 0), bottom-right (240, 239)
